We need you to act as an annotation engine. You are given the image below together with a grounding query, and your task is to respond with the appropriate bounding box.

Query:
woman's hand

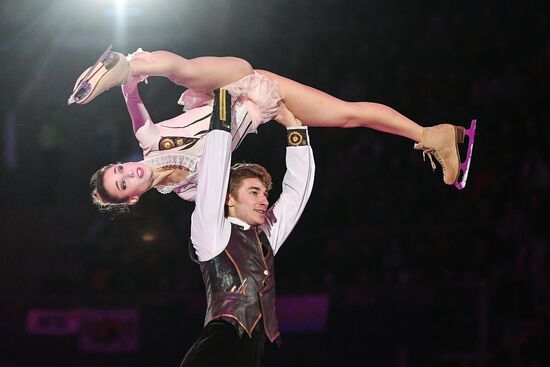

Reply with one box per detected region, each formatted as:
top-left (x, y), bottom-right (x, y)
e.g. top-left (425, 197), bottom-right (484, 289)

top-left (121, 75), bottom-right (143, 96)
top-left (274, 102), bottom-right (302, 128)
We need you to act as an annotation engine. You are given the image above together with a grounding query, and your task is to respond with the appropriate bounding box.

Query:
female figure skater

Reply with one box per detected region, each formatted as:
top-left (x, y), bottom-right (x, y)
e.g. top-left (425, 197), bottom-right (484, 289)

top-left (69, 47), bottom-right (475, 212)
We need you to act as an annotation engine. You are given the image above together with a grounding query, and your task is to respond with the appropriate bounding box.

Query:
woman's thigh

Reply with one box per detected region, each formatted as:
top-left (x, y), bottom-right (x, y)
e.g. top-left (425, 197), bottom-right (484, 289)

top-left (255, 69), bottom-right (355, 127)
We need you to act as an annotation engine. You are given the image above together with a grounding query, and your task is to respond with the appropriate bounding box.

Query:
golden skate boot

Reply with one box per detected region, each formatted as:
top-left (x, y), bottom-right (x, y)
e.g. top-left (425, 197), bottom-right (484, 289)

top-left (68, 45), bottom-right (132, 105)
top-left (414, 120), bottom-right (476, 189)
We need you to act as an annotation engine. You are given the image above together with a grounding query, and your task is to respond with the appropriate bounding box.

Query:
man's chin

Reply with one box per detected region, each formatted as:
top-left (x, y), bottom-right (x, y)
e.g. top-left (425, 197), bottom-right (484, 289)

top-left (254, 216), bottom-right (266, 226)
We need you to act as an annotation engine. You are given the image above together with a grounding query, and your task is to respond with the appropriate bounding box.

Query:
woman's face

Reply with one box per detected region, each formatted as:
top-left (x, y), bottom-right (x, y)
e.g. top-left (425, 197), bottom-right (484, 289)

top-left (102, 162), bottom-right (154, 202)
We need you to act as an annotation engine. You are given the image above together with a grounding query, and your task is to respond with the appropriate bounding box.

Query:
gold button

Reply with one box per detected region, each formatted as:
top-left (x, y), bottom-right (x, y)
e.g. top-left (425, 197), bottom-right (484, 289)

top-left (288, 131), bottom-right (304, 146)
top-left (263, 270), bottom-right (269, 276)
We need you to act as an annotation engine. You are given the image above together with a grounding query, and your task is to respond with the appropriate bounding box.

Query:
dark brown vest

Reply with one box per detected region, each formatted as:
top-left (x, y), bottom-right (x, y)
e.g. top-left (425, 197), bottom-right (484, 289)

top-left (190, 223), bottom-right (279, 342)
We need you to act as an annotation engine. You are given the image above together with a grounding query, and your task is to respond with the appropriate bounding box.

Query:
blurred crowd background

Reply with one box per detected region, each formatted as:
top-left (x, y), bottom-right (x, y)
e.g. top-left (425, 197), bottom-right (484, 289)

top-left (1, 0), bottom-right (548, 366)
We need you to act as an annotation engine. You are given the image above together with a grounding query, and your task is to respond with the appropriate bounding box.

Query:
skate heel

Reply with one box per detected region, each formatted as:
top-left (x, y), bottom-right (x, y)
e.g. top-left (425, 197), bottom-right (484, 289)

top-left (103, 51), bottom-right (120, 70)
top-left (455, 126), bottom-right (465, 144)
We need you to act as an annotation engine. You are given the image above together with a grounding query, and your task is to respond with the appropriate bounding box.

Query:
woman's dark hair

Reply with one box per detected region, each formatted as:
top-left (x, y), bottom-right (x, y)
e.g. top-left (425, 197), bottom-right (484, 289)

top-left (89, 164), bottom-right (131, 214)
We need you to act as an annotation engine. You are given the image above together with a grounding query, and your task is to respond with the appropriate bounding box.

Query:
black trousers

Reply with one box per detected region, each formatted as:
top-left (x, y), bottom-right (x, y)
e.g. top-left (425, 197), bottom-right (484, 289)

top-left (180, 319), bottom-right (267, 367)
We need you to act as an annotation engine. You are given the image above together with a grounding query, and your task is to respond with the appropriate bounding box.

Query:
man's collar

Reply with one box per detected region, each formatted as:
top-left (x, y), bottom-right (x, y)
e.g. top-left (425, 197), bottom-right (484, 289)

top-left (227, 216), bottom-right (251, 230)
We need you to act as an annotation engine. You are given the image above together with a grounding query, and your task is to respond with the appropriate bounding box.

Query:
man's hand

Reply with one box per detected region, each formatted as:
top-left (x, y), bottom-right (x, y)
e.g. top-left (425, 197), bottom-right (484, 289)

top-left (274, 102), bottom-right (302, 128)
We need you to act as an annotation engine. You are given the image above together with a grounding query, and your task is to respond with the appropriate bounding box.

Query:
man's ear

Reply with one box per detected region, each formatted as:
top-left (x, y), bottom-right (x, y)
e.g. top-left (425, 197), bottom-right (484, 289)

top-left (127, 195), bottom-right (140, 206)
top-left (226, 193), bottom-right (235, 207)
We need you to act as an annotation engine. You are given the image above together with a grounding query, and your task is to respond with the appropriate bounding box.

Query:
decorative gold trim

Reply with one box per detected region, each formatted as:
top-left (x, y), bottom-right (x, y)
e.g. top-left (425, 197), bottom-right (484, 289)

top-left (250, 313), bottom-right (263, 333)
top-left (288, 131), bottom-right (303, 146)
top-left (158, 136), bottom-right (200, 151)
top-left (267, 330), bottom-right (281, 343)
top-left (254, 228), bottom-right (271, 290)
top-left (224, 249), bottom-right (243, 283)
top-left (220, 88), bottom-right (227, 122)
top-left (160, 137), bottom-right (176, 150)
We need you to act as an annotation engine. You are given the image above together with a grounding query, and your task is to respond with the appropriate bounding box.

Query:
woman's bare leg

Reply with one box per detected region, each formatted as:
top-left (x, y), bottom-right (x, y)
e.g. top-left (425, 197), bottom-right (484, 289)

top-left (70, 49), bottom-right (254, 105)
top-left (255, 70), bottom-right (473, 186)
top-left (131, 51), bottom-right (253, 92)
top-left (132, 56), bottom-right (423, 141)
top-left (255, 70), bottom-right (423, 142)
top-left (72, 49), bottom-right (468, 186)
top-left (138, 56), bottom-right (423, 141)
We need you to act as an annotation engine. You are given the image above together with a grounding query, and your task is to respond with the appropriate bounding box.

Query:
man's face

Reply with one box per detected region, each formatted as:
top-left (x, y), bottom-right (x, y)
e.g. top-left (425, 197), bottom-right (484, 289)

top-left (226, 177), bottom-right (269, 226)
top-left (102, 162), bottom-right (154, 203)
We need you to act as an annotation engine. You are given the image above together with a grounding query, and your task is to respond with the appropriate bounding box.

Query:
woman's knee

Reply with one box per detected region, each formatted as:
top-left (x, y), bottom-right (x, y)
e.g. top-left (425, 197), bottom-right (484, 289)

top-left (229, 57), bottom-right (254, 76)
top-left (326, 102), bottom-right (363, 128)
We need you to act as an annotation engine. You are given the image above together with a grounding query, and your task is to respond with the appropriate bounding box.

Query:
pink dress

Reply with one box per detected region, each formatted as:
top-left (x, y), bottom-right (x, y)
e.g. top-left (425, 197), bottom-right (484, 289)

top-left (178, 71), bottom-right (284, 131)
top-left (130, 70), bottom-right (284, 202)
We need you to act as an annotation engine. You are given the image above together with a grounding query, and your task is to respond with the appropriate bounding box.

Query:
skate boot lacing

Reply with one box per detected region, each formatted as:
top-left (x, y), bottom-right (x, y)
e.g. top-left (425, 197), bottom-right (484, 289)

top-left (421, 148), bottom-right (446, 175)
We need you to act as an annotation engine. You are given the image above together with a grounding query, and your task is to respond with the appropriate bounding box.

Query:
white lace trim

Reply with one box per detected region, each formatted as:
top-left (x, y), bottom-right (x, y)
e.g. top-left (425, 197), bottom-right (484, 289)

top-left (142, 153), bottom-right (199, 195)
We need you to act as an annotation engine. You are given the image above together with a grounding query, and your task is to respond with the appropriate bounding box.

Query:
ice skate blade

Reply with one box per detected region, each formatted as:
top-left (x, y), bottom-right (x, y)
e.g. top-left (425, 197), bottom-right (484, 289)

top-left (67, 44), bottom-right (113, 105)
top-left (454, 119), bottom-right (476, 190)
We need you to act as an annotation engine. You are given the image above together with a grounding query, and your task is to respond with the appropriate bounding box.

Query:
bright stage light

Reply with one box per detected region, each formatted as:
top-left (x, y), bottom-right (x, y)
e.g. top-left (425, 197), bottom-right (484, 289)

top-left (103, 0), bottom-right (142, 18)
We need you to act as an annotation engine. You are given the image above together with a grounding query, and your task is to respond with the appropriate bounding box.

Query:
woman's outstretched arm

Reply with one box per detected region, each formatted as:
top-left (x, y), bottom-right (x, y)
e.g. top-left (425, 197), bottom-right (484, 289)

top-left (121, 77), bottom-right (151, 134)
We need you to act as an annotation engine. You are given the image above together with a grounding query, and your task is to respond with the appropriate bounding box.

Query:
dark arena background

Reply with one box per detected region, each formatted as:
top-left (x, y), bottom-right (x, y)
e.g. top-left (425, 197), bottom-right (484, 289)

top-left (1, 1), bottom-right (549, 366)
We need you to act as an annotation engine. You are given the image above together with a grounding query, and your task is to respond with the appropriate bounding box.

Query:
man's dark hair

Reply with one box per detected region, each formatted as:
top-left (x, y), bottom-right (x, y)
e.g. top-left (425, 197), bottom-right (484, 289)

top-left (228, 163), bottom-right (272, 198)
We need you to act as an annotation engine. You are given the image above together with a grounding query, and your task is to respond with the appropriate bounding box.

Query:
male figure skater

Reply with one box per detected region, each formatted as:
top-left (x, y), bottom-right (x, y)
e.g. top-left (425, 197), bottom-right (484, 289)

top-left (181, 88), bottom-right (314, 366)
